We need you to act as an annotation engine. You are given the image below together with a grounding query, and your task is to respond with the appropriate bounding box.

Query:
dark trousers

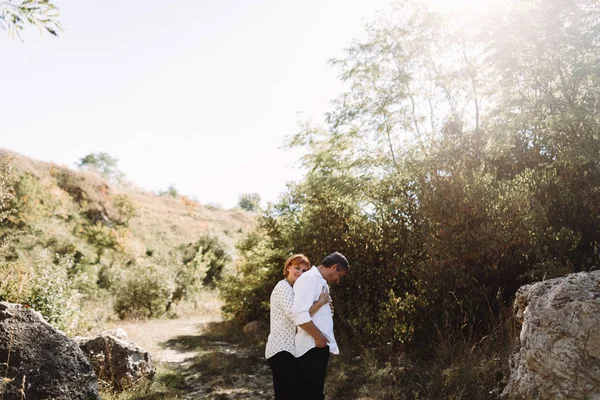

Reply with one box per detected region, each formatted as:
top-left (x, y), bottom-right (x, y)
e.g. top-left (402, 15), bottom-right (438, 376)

top-left (267, 351), bottom-right (297, 400)
top-left (296, 346), bottom-right (330, 400)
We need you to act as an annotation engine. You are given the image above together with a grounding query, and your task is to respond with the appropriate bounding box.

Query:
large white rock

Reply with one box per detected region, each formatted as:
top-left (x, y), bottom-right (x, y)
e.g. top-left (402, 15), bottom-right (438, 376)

top-left (76, 332), bottom-right (155, 390)
top-left (503, 270), bottom-right (600, 399)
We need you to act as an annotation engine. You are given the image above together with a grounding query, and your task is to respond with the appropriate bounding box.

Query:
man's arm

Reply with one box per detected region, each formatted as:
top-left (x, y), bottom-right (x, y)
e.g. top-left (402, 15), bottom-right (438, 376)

top-left (298, 320), bottom-right (328, 348)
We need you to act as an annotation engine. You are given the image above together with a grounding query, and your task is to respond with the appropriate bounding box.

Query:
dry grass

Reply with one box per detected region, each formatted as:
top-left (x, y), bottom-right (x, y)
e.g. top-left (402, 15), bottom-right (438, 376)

top-left (1, 148), bottom-right (256, 259)
top-left (98, 290), bottom-right (272, 400)
top-left (99, 364), bottom-right (187, 400)
top-left (325, 306), bottom-right (518, 400)
top-left (0, 148), bottom-right (255, 333)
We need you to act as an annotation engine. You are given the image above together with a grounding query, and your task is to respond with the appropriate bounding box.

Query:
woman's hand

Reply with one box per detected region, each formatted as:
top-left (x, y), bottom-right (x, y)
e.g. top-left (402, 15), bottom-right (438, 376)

top-left (309, 287), bottom-right (331, 317)
top-left (317, 286), bottom-right (330, 307)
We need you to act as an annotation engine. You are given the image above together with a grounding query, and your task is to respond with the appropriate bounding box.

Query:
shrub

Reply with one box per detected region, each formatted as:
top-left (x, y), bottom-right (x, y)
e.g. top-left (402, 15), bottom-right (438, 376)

top-left (113, 261), bottom-right (175, 319)
top-left (170, 234), bottom-right (232, 307)
top-left (237, 193), bottom-right (261, 212)
top-left (27, 252), bottom-right (92, 334)
top-left (112, 194), bottom-right (137, 226)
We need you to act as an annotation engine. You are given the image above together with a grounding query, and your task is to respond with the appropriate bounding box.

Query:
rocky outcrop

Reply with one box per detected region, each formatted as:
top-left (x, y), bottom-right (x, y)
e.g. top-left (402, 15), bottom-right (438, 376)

top-left (76, 332), bottom-right (155, 390)
top-left (503, 270), bottom-right (600, 400)
top-left (0, 302), bottom-right (100, 400)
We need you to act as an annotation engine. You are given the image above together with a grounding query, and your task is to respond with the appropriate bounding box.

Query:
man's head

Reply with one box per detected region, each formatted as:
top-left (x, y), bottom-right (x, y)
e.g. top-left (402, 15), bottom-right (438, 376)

top-left (320, 251), bottom-right (349, 283)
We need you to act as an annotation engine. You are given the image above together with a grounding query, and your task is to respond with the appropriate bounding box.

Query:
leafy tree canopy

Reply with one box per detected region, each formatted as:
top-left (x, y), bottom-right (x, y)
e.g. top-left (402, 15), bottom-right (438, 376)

top-left (76, 152), bottom-right (124, 183)
top-left (221, 0), bottom-right (600, 357)
top-left (0, 0), bottom-right (62, 38)
top-left (237, 192), bottom-right (261, 212)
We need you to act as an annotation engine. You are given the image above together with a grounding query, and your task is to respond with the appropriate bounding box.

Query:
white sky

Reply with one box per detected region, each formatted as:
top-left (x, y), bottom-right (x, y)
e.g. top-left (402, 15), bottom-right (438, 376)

top-left (0, 0), bottom-right (386, 208)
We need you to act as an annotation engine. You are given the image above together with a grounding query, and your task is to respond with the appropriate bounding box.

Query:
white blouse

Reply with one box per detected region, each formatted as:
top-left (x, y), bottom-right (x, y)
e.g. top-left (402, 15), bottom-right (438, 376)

top-left (265, 279), bottom-right (296, 359)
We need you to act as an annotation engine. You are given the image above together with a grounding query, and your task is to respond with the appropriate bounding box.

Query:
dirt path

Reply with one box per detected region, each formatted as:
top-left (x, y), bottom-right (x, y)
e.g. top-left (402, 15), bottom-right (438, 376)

top-left (112, 307), bottom-right (273, 399)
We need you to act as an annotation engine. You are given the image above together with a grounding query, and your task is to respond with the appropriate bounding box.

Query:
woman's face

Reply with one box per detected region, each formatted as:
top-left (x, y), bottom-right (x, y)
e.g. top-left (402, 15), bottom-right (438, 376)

top-left (287, 264), bottom-right (309, 285)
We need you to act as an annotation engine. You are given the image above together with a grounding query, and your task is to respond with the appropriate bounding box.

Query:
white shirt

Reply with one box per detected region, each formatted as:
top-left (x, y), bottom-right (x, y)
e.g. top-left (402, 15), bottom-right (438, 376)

top-left (292, 266), bottom-right (339, 357)
top-left (265, 279), bottom-right (296, 359)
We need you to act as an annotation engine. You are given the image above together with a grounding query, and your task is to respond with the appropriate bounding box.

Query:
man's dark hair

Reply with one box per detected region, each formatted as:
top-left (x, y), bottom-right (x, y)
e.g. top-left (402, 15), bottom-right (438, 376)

top-left (321, 252), bottom-right (349, 272)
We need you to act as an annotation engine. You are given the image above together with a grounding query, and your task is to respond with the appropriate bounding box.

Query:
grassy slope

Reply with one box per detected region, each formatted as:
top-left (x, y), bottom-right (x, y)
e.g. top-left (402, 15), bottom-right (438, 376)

top-left (0, 149), bottom-right (256, 333)
top-left (1, 148), bottom-right (255, 257)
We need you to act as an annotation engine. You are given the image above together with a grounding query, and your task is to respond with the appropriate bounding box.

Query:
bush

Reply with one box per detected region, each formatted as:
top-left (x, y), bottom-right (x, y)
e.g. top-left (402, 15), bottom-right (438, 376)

top-left (237, 193), bottom-right (261, 212)
top-left (169, 234), bottom-right (232, 309)
top-left (113, 261), bottom-right (175, 319)
top-left (27, 253), bottom-right (79, 331)
top-left (112, 194), bottom-right (137, 226)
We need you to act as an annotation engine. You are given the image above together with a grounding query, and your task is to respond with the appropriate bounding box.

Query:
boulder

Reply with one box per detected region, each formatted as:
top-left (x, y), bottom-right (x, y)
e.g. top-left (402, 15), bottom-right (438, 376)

top-left (243, 320), bottom-right (268, 341)
top-left (76, 332), bottom-right (155, 390)
top-left (0, 301), bottom-right (100, 400)
top-left (242, 320), bottom-right (267, 335)
top-left (503, 270), bottom-right (600, 400)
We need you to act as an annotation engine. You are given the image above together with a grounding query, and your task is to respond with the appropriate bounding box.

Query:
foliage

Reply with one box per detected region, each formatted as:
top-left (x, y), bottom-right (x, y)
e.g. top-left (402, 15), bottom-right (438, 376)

top-left (180, 195), bottom-right (197, 215)
top-left (0, 148), bottom-right (249, 331)
top-left (237, 192), bottom-right (261, 212)
top-left (171, 234), bottom-right (232, 305)
top-left (113, 261), bottom-right (175, 319)
top-left (219, 228), bottom-right (290, 324)
top-left (159, 184), bottom-right (178, 197)
top-left (221, 2), bottom-right (600, 395)
top-left (112, 194), bottom-right (137, 226)
top-left (0, 156), bottom-right (15, 222)
top-left (27, 252), bottom-right (93, 333)
top-left (0, 0), bottom-right (61, 38)
top-left (77, 152), bottom-right (125, 183)
top-left (99, 364), bottom-right (186, 400)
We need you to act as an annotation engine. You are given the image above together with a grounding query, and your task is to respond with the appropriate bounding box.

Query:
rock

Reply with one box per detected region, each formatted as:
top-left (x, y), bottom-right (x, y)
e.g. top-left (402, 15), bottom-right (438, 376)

top-left (243, 320), bottom-right (268, 339)
top-left (243, 320), bottom-right (267, 335)
top-left (77, 332), bottom-right (155, 390)
top-left (0, 301), bottom-right (100, 400)
top-left (104, 327), bottom-right (128, 340)
top-left (502, 270), bottom-right (600, 400)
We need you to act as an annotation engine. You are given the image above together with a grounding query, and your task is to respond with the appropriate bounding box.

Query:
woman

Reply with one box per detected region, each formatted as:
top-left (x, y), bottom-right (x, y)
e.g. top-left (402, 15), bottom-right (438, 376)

top-left (265, 254), bottom-right (330, 400)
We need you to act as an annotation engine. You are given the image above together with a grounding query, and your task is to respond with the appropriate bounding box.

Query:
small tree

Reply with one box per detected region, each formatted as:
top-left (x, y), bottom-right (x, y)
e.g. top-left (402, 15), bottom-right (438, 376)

top-left (77, 152), bottom-right (124, 183)
top-left (0, 0), bottom-right (62, 38)
top-left (237, 192), bottom-right (261, 212)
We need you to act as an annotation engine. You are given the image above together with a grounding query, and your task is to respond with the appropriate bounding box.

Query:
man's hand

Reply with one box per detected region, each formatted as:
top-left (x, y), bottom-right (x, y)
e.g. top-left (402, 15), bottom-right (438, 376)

top-left (315, 333), bottom-right (329, 348)
top-left (299, 320), bottom-right (329, 348)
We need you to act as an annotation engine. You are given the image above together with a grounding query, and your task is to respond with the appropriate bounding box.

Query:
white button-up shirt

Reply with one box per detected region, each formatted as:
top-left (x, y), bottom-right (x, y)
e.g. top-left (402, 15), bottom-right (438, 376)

top-left (292, 266), bottom-right (339, 357)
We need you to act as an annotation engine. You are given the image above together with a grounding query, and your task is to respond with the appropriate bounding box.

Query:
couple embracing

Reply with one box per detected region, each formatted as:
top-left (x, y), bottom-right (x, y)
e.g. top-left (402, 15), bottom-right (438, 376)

top-left (265, 252), bottom-right (349, 400)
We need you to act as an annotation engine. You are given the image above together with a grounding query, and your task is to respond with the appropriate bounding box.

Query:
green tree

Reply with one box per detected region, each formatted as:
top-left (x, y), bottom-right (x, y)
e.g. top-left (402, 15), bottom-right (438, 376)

top-left (172, 234), bottom-right (231, 295)
top-left (0, 0), bottom-right (62, 38)
top-left (222, 0), bottom-right (600, 358)
top-left (77, 152), bottom-right (125, 183)
top-left (237, 192), bottom-right (261, 212)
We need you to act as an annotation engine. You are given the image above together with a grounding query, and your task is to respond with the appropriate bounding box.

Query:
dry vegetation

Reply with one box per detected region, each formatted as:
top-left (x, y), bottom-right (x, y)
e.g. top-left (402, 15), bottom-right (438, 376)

top-left (3, 148), bottom-right (253, 254)
top-left (0, 148), bottom-right (256, 333)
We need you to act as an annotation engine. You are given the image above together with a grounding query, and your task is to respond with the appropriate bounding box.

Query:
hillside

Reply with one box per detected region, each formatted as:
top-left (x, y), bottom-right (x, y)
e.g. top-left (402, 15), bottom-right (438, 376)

top-left (0, 149), bottom-right (256, 333)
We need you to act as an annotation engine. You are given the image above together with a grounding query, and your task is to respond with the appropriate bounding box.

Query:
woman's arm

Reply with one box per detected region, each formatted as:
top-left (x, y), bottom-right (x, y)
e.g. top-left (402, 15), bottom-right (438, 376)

top-left (309, 286), bottom-right (330, 316)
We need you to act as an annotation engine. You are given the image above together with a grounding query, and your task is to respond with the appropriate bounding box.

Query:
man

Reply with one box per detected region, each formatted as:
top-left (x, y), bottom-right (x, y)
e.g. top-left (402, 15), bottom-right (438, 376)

top-left (292, 251), bottom-right (349, 399)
